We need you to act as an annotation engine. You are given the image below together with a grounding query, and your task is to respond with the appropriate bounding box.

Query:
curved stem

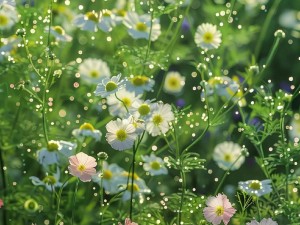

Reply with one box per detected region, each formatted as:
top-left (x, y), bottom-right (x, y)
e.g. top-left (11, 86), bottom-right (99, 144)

top-left (254, 0), bottom-right (282, 58)
top-left (71, 179), bottom-right (79, 225)
top-left (54, 178), bottom-right (70, 225)
top-left (0, 146), bottom-right (7, 225)
top-left (129, 145), bottom-right (137, 220)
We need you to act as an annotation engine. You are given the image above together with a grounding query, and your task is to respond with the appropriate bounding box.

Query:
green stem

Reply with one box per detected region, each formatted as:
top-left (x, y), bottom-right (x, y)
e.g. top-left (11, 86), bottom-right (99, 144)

top-left (178, 170), bottom-right (186, 225)
top-left (255, 198), bottom-right (261, 221)
top-left (54, 178), bottom-right (70, 225)
top-left (71, 179), bottom-right (79, 225)
top-left (99, 160), bottom-right (104, 225)
top-left (129, 145), bottom-right (137, 220)
top-left (0, 146), bottom-right (7, 225)
top-left (254, 0), bottom-right (282, 58)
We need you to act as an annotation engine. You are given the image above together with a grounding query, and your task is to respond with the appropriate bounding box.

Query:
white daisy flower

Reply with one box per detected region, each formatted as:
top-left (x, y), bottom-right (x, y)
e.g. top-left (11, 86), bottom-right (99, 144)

top-left (123, 11), bottom-right (161, 41)
top-left (289, 113), bottom-right (300, 141)
top-left (131, 99), bottom-right (154, 119)
top-left (93, 162), bottom-right (125, 194)
top-left (48, 25), bottom-right (73, 42)
top-left (29, 167), bottom-right (63, 191)
top-left (119, 172), bottom-right (151, 201)
top-left (126, 75), bottom-right (155, 95)
top-left (78, 58), bottom-right (111, 84)
top-left (0, 4), bottom-right (19, 30)
top-left (146, 102), bottom-right (174, 137)
top-left (106, 118), bottom-right (137, 151)
top-left (142, 153), bottom-right (168, 176)
top-left (72, 122), bottom-right (102, 142)
top-left (213, 141), bottom-right (245, 171)
top-left (238, 179), bottom-right (272, 197)
top-left (98, 9), bottom-right (116, 33)
top-left (37, 140), bottom-right (77, 168)
top-left (163, 71), bottom-right (185, 95)
top-left (73, 11), bottom-right (99, 32)
top-left (106, 89), bottom-right (141, 118)
top-left (246, 218), bottom-right (278, 225)
top-left (194, 23), bottom-right (222, 50)
top-left (127, 115), bottom-right (145, 135)
top-left (94, 74), bottom-right (125, 98)
top-left (112, 8), bottom-right (127, 25)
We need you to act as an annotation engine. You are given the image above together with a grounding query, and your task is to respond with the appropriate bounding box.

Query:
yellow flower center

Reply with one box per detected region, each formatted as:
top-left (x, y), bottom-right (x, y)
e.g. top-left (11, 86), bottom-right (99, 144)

top-left (102, 9), bottom-right (112, 17)
top-left (43, 175), bottom-right (56, 185)
top-left (122, 172), bottom-right (139, 180)
top-left (116, 129), bottom-right (127, 141)
top-left (203, 32), bottom-right (214, 43)
top-left (0, 14), bottom-right (9, 26)
top-left (89, 70), bottom-right (100, 78)
top-left (47, 141), bottom-right (59, 152)
top-left (127, 183), bottom-right (140, 192)
top-left (24, 199), bottom-right (39, 213)
top-left (136, 22), bottom-right (147, 32)
top-left (138, 104), bottom-right (150, 116)
top-left (85, 12), bottom-right (98, 22)
top-left (167, 77), bottom-right (180, 89)
top-left (215, 206), bottom-right (224, 216)
top-left (131, 75), bottom-right (149, 86)
top-left (53, 26), bottom-right (65, 35)
top-left (153, 115), bottom-right (163, 126)
top-left (79, 122), bottom-right (95, 131)
top-left (103, 170), bottom-right (113, 180)
top-left (105, 81), bottom-right (118, 92)
top-left (121, 97), bottom-right (131, 107)
top-left (150, 161), bottom-right (161, 170)
top-left (77, 164), bottom-right (86, 172)
top-left (116, 9), bottom-right (126, 17)
top-left (224, 153), bottom-right (232, 162)
top-left (248, 180), bottom-right (262, 190)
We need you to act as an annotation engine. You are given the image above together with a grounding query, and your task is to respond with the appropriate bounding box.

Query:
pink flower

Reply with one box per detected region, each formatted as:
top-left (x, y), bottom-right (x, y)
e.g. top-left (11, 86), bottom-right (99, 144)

top-left (0, 198), bottom-right (3, 208)
top-left (203, 193), bottom-right (236, 225)
top-left (118, 218), bottom-right (138, 225)
top-left (68, 152), bottom-right (97, 182)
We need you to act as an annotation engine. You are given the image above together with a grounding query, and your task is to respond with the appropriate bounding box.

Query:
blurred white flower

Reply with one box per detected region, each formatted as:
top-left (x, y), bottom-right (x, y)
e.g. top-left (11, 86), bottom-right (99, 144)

top-left (279, 10), bottom-right (300, 31)
top-left (0, 0), bottom-right (16, 7)
top-left (98, 9), bottom-right (116, 33)
top-left (106, 118), bottom-right (137, 151)
top-left (146, 102), bottom-right (174, 136)
top-left (126, 75), bottom-right (155, 95)
top-left (246, 218), bottom-right (278, 225)
top-left (163, 71), bottom-right (185, 95)
top-left (142, 153), bottom-right (168, 176)
top-left (48, 25), bottom-right (73, 42)
top-left (30, 167), bottom-right (63, 191)
top-left (238, 0), bottom-right (269, 9)
top-left (94, 74), bottom-right (125, 98)
top-left (131, 99), bottom-right (154, 119)
top-left (194, 23), bottom-right (222, 50)
top-left (72, 122), bottom-right (102, 142)
top-left (213, 141), bottom-right (245, 171)
top-left (93, 162), bottom-right (125, 194)
top-left (73, 11), bottom-right (99, 32)
top-left (107, 89), bottom-right (141, 118)
top-left (123, 11), bottom-right (161, 41)
top-left (37, 140), bottom-right (77, 168)
top-left (0, 36), bottom-right (21, 61)
top-left (78, 58), bottom-right (111, 84)
top-left (119, 172), bottom-right (151, 201)
top-left (0, 4), bottom-right (19, 30)
top-left (289, 113), bottom-right (300, 141)
top-left (238, 179), bottom-right (272, 197)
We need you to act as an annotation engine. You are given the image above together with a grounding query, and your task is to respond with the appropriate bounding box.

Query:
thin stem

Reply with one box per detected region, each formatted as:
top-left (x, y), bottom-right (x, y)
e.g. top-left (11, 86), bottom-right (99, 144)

top-left (129, 145), bottom-right (137, 220)
top-left (178, 170), bottom-right (186, 225)
top-left (114, 93), bottom-right (129, 114)
top-left (71, 179), bottom-right (79, 225)
top-left (0, 146), bottom-right (7, 225)
top-left (255, 198), bottom-right (261, 221)
top-left (254, 0), bottom-right (282, 58)
top-left (99, 160), bottom-right (104, 225)
top-left (54, 178), bottom-right (70, 225)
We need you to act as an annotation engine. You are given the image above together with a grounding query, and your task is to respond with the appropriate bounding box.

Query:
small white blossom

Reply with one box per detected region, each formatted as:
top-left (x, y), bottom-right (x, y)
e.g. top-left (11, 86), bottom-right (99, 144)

top-left (238, 179), bottom-right (272, 197)
top-left (194, 23), bottom-right (222, 50)
top-left (73, 11), bottom-right (100, 32)
top-left (123, 11), bottom-right (161, 41)
top-left (163, 71), bottom-right (185, 95)
top-left (142, 153), bottom-right (168, 176)
top-left (94, 74), bottom-right (125, 98)
top-left (0, 4), bottom-right (19, 30)
top-left (72, 122), bottom-right (102, 142)
top-left (29, 167), bottom-right (63, 191)
top-left (48, 26), bottom-right (73, 42)
top-left (125, 75), bottom-right (155, 95)
top-left (106, 118), bottom-right (137, 151)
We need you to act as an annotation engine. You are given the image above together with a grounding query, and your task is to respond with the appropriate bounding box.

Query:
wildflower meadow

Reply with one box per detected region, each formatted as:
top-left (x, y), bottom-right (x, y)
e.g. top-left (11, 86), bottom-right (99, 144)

top-left (1, 0), bottom-right (300, 224)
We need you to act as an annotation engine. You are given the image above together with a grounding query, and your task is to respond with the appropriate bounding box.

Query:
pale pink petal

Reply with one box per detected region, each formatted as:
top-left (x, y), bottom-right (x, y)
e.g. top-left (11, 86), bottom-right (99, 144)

top-left (76, 152), bottom-right (89, 164)
top-left (79, 173), bottom-right (92, 182)
top-left (69, 155), bottom-right (80, 166)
